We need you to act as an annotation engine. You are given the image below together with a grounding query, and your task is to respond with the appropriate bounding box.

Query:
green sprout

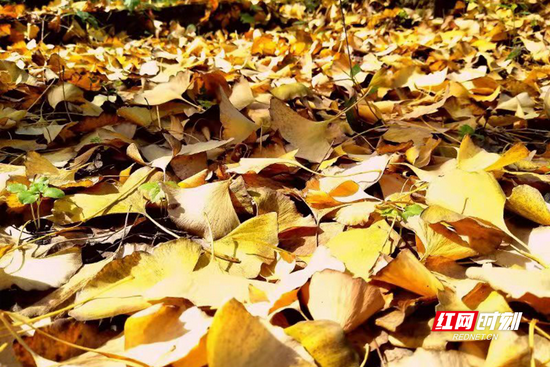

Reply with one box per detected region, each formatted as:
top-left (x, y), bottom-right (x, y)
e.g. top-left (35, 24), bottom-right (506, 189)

top-left (7, 177), bottom-right (65, 227)
top-left (8, 177), bottom-right (65, 205)
top-left (139, 181), bottom-right (178, 204)
top-left (458, 125), bottom-right (483, 140)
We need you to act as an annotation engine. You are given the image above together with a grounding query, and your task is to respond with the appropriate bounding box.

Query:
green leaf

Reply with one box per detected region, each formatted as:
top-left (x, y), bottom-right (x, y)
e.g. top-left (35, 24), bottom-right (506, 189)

top-left (198, 99), bottom-right (215, 109)
top-left (75, 11), bottom-right (100, 28)
top-left (43, 187), bottom-right (65, 199)
top-left (7, 183), bottom-right (27, 194)
top-left (140, 182), bottom-right (165, 203)
top-left (30, 177), bottom-right (49, 194)
top-left (124, 0), bottom-right (140, 11)
top-left (350, 64), bottom-right (361, 78)
top-left (240, 13), bottom-right (255, 24)
top-left (506, 47), bottom-right (522, 61)
top-left (402, 204), bottom-right (424, 220)
top-left (458, 124), bottom-right (476, 139)
top-left (18, 191), bottom-right (39, 205)
top-left (380, 207), bottom-right (399, 219)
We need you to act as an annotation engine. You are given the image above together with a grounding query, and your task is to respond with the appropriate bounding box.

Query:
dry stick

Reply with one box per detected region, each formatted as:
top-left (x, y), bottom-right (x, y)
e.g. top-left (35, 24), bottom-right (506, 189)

top-left (529, 318), bottom-right (537, 367)
top-left (8, 312), bottom-right (152, 367)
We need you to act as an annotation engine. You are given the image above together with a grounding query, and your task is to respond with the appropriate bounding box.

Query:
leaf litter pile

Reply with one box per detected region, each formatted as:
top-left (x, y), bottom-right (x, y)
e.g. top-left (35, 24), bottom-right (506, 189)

top-left (3, 0), bottom-right (550, 366)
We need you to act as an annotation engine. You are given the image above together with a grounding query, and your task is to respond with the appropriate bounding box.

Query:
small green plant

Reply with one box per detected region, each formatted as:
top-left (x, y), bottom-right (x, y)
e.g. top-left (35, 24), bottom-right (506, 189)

top-left (380, 204), bottom-right (424, 221)
top-left (506, 46), bottom-right (523, 61)
top-left (350, 64), bottom-right (362, 79)
top-left (401, 204), bottom-right (424, 220)
top-left (124, 0), bottom-right (141, 11)
top-left (8, 177), bottom-right (65, 205)
top-left (397, 9), bottom-right (408, 19)
top-left (75, 11), bottom-right (100, 29)
top-left (458, 125), bottom-right (483, 140)
top-left (240, 13), bottom-right (256, 25)
top-left (140, 181), bottom-right (178, 204)
top-left (8, 177), bottom-right (65, 227)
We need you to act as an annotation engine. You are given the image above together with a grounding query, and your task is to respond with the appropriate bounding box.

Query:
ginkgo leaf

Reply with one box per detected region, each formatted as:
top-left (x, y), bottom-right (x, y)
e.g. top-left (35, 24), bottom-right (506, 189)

top-left (333, 201), bottom-right (378, 226)
top-left (21, 257), bottom-right (113, 317)
top-left (25, 151), bottom-right (77, 187)
top-left (285, 320), bottom-right (361, 367)
top-left (229, 77), bottom-right (255, 110)
top-left (70, 238), bottom-right (201, 320)
top-left (52, 166), bottom-right (157, 224)
top-left (466, 265), bottom-right (550, 300)
top-left (271, 83), bottom-right (311, 101)
top-left (145, 262), bottom-right (265, 308)
top-left (270, 98), bottom-right (331, 163)
top-left (226, 150), bottom-right (300, 174)
top-left (316, 154), bottom-right (390, 203)
top-left (164, 180), bottom-right (240, 240)
top-left (373, 249), bottom-right (443, 297)
top-left (207, 299), bottom-right (316, 367)
top-left (420, 205), bottom-right (504, 255)
top-left (48, 83), bottom-right (84, 108)
top-left (305, 270), bottom-right (385, 332)
top-left (0, 163), bottom-right (25, 192)
top-left (212, 213), bottom-right (279, 278)
top-left (266, 246), bottom-right (345, 305)
top-left (124, 303), bottom-right (211, 367)
top-left (407, 215), bottom-right (478, 260)
top-left (484, 330), bottom-right (550, 367)
top-left (251, 187), bottom-right (315, 232)
top-left (425, 167), bottom-right (508, 232)
top-left (507, 184), bottom-right (550, 225)
top-left (0, 245), bottom-right (81, 291)
top-left (457, 135), bottom-right (529, 172)
top-left (219, 88), bottom-right (257, 144)
top-left (132, 71), bottom-right (192, 105)
top-left (326, 220), bottom-right (399, 281)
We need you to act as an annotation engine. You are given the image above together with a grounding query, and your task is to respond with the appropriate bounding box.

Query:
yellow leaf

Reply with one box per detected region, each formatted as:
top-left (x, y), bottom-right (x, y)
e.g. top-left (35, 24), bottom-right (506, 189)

top-left (305, 270), bottom-right (385, 332)
top-left (507, 184), bottom-right (550, 225)
top-left (47, 83), bottom-right (84, 108)
top-left (207, 299), bottom-right (316, 367)
top-left (164, 180), bottom-right (240, 240)
top-left (317, 154), bottom-right (389, 203)
top-left (458, 135), bottom-right (529, 172)
top-left (425, 168), bottom-right (508, 232)
top-left (70, 238), bottom-right (201, 320)
top-left (0, 245), bottom-right (81, 291)
top-left (124, 304), bottom-right (211, 367)
top-left (145, 262), bottom-right (263, 308)
top-left (219, 88), bottom-right (257, 144)
top-left (407, 215), bottom-right (478, 261)
top-left (373, 249), bottom-right (443, 297)
top-left (52, 166), bottom-right (156, 225)
top-left (271, 83), bottom-right (311, 101)
top-left (211, 213), bottom-right (279, 278)
top-left (285, 320), bottom-right (361, 367)
top-left (252, 187), bottom-right (316, 232)
top-left (25, 151), bottom-right (77, 187)
top-left (270, 98), bottom-right (331, 163)
top-left (132, 71), bottom-right (191, 106)
top-left (333, 201), bottom-right (378, 226)
top-left (326, 220), bottom-right (399, 281)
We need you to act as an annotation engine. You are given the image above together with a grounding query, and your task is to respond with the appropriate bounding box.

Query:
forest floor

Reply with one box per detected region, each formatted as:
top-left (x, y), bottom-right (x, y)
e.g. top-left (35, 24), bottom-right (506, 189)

top-left (2, 0), bottom-right (550, 366)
